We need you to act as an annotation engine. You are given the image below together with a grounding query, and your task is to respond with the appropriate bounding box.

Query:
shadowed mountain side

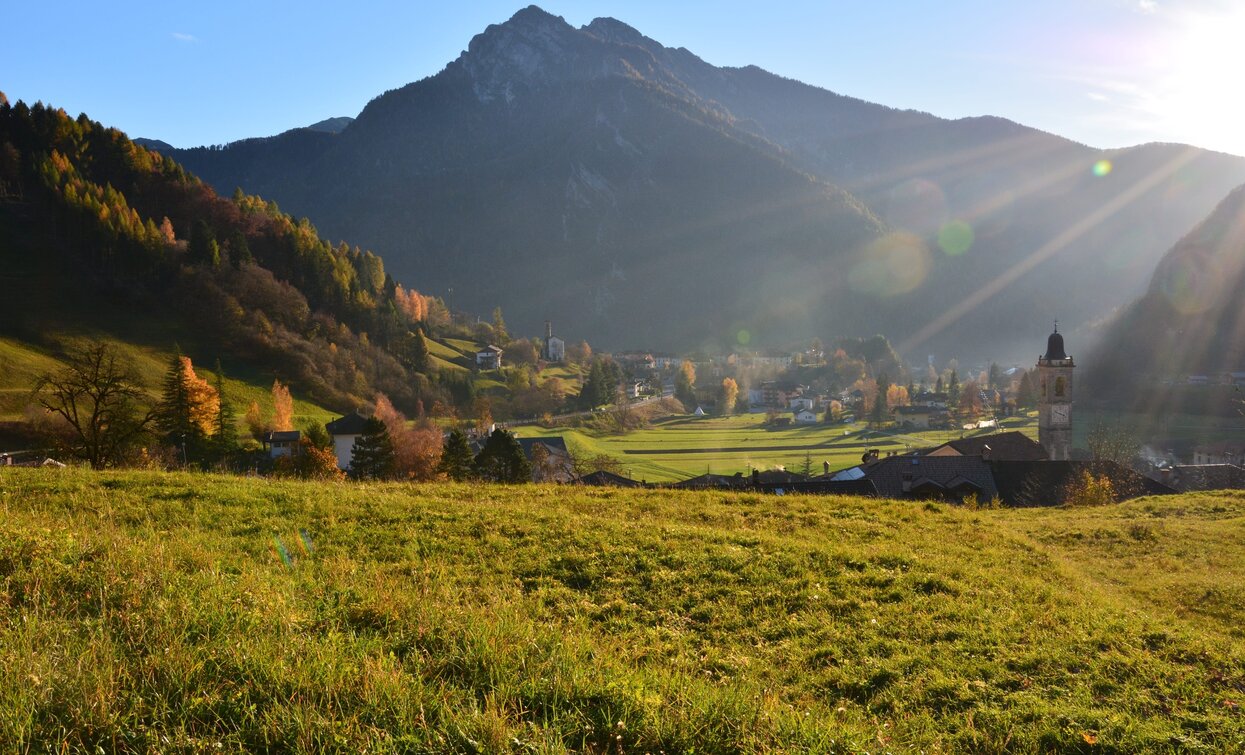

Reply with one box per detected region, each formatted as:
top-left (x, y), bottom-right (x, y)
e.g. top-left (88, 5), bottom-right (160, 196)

top-left (1088, 184), bottom-right (1245, 406)
top-left (167, 6), bottom-right (1245, 359)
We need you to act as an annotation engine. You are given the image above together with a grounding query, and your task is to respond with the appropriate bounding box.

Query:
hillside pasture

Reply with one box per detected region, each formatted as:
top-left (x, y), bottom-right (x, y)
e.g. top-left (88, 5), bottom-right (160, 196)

top-left (0, 469), bottom-right (1241, 752)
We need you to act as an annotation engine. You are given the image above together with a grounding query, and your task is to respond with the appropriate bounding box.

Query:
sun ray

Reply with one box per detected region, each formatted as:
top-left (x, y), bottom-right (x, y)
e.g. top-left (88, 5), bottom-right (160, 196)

top-left (897, 145), bottom-right (1203, 355)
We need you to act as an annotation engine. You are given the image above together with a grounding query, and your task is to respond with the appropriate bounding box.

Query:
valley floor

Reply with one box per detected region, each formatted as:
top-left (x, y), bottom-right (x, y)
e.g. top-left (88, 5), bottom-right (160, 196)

top-left (1, 469), bottom-right (1243, 752)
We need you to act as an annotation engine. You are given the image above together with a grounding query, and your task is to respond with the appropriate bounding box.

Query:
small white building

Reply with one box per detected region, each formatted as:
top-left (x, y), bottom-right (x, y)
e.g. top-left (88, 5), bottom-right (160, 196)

top-left (325, 411), bottom-right (369, 470)
top-left (476, 345), bottom-right (503, 370)
top-left (789, 397), bottom-right (815, 412)
top-left (542, 321), bottom-right (565, 362)
top-left (793, 408), bottom-right (819, 424)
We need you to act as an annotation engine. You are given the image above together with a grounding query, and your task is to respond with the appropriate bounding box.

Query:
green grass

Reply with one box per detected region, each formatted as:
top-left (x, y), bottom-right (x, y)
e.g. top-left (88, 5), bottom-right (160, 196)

top-left (517, 412), bottom-right (1042, 482)
top-left (0, 334), bottom-right (333, 429)
top-left (1, 469), bottom-right (1242, 752)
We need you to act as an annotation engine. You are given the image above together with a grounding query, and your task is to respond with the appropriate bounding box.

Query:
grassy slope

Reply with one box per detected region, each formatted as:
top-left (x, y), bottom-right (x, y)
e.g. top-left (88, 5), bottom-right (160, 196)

top-left (0, 335), bottom-right (332, 429)
top-left (1, 469), bottom-right (1242, 752)
top-left (517, 413), bottom-right (1040, 482)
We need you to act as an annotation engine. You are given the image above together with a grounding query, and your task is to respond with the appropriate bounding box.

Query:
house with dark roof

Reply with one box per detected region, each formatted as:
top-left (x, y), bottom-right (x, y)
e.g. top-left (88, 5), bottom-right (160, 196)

top-left (923, 431), bottom-right (1047, 461)
top-left (893, 404), bottom-right (948, 430)
top-left (826, 453), bottom-right (1174, 506)
top-left (1152, 464), bottom-right (1245, 492)
top-left (846, 455), bottom-right (999, 502)
top-left (476, 345), bottom-right (503, 370)
top-left (515, 436), bottom-right (574, 482)
top-left (261, 430), bottom-right (301, 459)
top-left (671, 472), bottom-right (751, 489)
top-left (325, 411), bottom-right (370, 470)
top-left (578, 470), bottom-right (645, 487)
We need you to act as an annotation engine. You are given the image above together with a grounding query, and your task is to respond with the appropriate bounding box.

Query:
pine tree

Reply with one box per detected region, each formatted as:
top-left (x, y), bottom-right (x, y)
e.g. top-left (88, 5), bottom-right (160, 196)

top-left (187, 219), bottom-right (220, 268)
top-left (492, 307), bottom-right (510, 345)
top-left (473, 428), bottom-right (532, 483)
top-left (350, 416), bottom-right (396, 480)
top-left (438, 429), bottom-right (476, 481)
top-left (157, 349), bottom-right (197, 460)
top-left (409, 329), bottom-right (430, 372)
top-left (212, 359), bottom-right (238, 462)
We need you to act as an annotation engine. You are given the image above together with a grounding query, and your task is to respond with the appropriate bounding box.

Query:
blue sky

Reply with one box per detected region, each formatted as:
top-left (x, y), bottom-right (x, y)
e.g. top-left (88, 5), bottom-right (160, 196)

top-left (4, 1), bottom-right (1242, 155)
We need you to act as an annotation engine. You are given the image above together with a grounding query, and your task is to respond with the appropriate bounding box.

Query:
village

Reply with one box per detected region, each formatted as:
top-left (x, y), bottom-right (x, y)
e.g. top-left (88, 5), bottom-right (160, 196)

top-left (9, 323), bottom-right (1224, 509)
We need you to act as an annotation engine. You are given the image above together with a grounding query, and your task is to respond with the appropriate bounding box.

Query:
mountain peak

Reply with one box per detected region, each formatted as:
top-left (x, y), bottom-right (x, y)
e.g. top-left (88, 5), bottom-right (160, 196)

top-left (503, 5), bottom-right (566, 29)
top-left (583, 16), bottom-right (646, 46)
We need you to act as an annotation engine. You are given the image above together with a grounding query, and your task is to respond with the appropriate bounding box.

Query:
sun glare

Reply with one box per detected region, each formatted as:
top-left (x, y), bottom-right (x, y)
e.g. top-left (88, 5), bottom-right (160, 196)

top-left (1162, 8), bottom-right (1245, 155)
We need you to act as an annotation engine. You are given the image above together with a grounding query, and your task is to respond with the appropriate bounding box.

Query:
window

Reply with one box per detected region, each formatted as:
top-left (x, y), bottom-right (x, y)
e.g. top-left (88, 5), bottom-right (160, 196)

top-left (1055, 376), bottom-right (1066, 397)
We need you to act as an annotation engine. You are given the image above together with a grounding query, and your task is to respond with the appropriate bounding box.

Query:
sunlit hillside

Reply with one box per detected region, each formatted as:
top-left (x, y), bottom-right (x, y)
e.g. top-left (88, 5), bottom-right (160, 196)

top-left (2, 469), bottom-right (1243, 752)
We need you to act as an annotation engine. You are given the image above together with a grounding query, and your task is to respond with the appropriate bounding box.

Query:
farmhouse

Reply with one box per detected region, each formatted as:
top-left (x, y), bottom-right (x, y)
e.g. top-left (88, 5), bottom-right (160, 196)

top-left (261, 430), bottom-right (301, 459)
top-left (892, 405), bottom-right (946, 430)
top-left (325, 411), bottom-right (369, 470)
top-left (476, 345), bottom-right (503, 370)
top-left (793, 408), bottom-right (819, 424)
top-left (1192, 441), bottom-right (1245, 465)
top-left (515, 436), bottom-right (575, 483)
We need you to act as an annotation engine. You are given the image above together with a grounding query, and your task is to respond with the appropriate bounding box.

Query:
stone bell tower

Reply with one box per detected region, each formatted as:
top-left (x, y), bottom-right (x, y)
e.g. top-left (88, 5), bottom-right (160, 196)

top-left (1037, 322), bottom-right (1074, 461)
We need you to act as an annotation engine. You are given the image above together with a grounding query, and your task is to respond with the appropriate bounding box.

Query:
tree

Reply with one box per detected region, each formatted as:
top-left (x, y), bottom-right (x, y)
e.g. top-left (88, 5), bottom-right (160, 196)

top-left (492, 307), bottom-right (510, 345)
top-left (156, 351), bottom-right (219, 462)
top-left (958, 380), bottom-right (983, 417)
top-left (33, 342), bottom-right (155, 469)
top-left (988, 362), bottom-right (1003, 391)
top-left (720, 377), bottom-right (739, 415)
top-left (870, 373), bottom-right (891, 427)
top-left (823, 399), bottom-right (843, 423)
top-left (350, 416), bottom-right (396, 480)
top-left (1016, 370), bottom-right (1039, 408)
top-left (245, 400), bottom-right (269, 440)
top-left (211, 360), bottom-right (238, 462)
top-left (438, 429), bottom-right (476, 481)
top-left (1087, 421), bottom-right (1140, 465)
top-left (271, 379), bottom-right (294, 431)
top-left (187, 219), bottom-right (220, 268)
top-left (946, 370), bottom-right (961, 407)
top-left (675, 360), bottom-right (697, 409)
top-left (473, 428), bottom-right (532, 483)
top-left (571, 452), bottom-right (625, 479)
top-left (375, 393), bottom-right (443, 480)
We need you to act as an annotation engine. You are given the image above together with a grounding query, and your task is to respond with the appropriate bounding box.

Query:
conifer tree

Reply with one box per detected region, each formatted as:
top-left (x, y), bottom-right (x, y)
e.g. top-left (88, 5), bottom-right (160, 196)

top-left (473, 428), bottom-right (532, 483)
top-left (438, 428), bottom-right (476, 481)
top-left (212, 359), bottom-right (238, 461)
top-left (350, 416), bottom-right (396, 480)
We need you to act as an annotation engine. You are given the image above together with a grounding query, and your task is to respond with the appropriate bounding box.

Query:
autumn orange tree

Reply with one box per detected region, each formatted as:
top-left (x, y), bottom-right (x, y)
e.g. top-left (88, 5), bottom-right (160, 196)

top-left (156, 350), bottom-right (220, 463)
top-left (374, 393), bottom-right (443, 481)
top-left (720, 377), bottom-right (739, 415)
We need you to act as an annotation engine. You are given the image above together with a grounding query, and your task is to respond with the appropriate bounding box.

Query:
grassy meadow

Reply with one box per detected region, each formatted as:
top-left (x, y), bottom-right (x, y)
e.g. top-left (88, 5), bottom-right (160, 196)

top-left (518, 412), bottom-right (1041, 482)
top-left (2, 468), bottom-right (1242, 752)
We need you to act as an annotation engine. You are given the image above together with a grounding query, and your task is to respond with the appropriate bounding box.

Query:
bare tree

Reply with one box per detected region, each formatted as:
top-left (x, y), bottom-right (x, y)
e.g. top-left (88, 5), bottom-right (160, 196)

top-left (34, 342), bottom-right (155, 469)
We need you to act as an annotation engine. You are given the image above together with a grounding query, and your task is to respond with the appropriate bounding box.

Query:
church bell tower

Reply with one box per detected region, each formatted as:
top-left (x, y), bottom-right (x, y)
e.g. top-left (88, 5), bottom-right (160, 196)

top-left (1037, 323), bottom-right (1074, 461)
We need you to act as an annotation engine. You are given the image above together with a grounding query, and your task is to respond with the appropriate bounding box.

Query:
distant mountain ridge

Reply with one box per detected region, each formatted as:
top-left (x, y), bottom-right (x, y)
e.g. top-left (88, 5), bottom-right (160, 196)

top-left (167, 5), bottom-right (1245, 360)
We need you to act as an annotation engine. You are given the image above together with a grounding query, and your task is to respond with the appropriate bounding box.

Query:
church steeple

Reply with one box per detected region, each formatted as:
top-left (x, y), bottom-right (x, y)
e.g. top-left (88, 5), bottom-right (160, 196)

top-left (1037, 323), bottom-right (1074, 461)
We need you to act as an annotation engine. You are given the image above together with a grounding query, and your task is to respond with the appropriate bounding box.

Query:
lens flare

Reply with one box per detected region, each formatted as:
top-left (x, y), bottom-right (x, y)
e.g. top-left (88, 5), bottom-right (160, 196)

top-left (298, 529), bottom-right (315, 556)
top-left (1092, 160), bottom-right (1113, 177)
top-left (937, 220), bottom-right (975, 256)
top-left (736, 329), bottom-right (751, 346)
top-left (849, 232), bottom-right (931, 297)
top-left (271, 535), bottom-right (293, 568)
